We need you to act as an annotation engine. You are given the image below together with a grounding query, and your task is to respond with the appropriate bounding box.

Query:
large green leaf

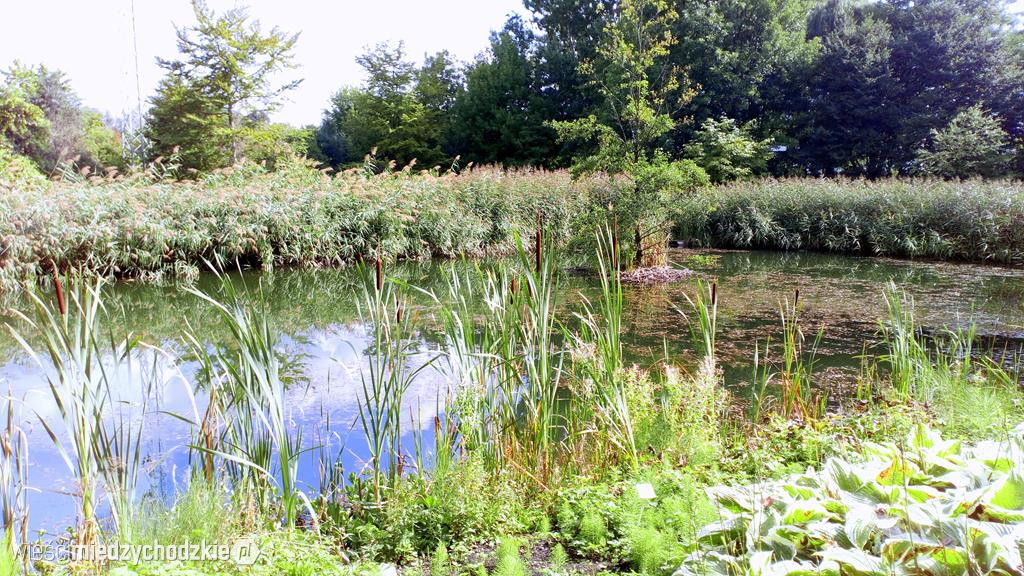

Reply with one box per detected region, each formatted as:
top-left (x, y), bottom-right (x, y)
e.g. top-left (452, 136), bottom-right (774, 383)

top-left (988, 470), bottom-right (1024, 511)
top-left (818, 548), bottom-right (886, 576)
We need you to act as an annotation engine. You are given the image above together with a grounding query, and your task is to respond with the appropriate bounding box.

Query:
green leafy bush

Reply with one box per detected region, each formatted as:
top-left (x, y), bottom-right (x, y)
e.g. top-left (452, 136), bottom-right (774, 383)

top-left (683, 117), bottom-right (773, 184)
top-left (915, 105), bottom-right (1016, 179)
top-left (678, 424), bottom-right (1024, 576)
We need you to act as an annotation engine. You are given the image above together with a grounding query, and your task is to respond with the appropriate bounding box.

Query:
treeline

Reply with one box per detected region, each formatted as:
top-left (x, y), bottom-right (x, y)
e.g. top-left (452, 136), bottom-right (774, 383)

top-left (2, 0), bottom-right (1023, 181)
top-left (0, 63), bottom-right (126, 179)
top-left (315, 0), bottom-right (1024, 178)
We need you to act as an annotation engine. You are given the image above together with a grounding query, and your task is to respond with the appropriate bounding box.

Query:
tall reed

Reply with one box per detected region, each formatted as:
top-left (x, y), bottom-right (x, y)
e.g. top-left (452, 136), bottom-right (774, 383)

top-left (8, 279), bottom-right (151, 543)
top-left (1, 391), bottom-right (28, 575)
top-left (777, 292), bottom-right (824, 421)
top-left (879, 282), bottom-right (928, 398)
top-left (355, 264), bottom-right (433, 502)
top-left (680, 280), bottom-right (718, 384)
top-left (571, 226), bottom-right (637, 469)
top-left (510, 228), bottom-right (564, 483)
top-left (187, 278), bottom-right (314, 528)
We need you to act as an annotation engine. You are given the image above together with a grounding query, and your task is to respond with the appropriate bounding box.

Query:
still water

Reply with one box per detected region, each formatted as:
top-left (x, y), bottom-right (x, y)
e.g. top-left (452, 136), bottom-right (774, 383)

top-left (2, 249), bottom-right (1023, 535)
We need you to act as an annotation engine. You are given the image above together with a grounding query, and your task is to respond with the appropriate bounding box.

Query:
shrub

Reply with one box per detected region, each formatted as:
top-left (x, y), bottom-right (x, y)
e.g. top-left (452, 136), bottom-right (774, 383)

top-left (915, 105), bottom-right (1017, 179)
top-left (683, 117), bottom-right (773, 184)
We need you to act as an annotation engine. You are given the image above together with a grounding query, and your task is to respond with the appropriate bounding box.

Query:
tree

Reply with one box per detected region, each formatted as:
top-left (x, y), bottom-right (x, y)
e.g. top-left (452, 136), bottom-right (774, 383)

top-left (684, 117), bottom-right (773, 183)
top-left (552, 0), bottom-right (706, 267)
top-left (0, 82), bottom-right (49, 166)
top-left (320, 43), bottom-right (457, 169)
top-left (796, 0), bottom-right (1017, 177)
top-left (145, 73), bottom-right (231, 173)
top-left (4, 63), bottom-right (88, 170)
top-left (449, 17), bottom-right (560, 167)
top-left (155, 0), bottom-right (300, 165)
top-left (81, 111), bottom-right (127, 172)
top-left (915, 105), bottom-right (1016, 179)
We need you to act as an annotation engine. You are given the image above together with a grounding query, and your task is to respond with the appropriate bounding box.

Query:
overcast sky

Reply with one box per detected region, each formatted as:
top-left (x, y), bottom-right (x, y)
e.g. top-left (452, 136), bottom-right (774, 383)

top-left (2, 0), bottom-right (1022, 127)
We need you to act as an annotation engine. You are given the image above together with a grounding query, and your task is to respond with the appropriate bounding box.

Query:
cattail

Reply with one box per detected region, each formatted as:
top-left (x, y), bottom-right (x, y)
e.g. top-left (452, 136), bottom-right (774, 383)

top-left (375, 258), bottom-right (383, 292)
top-left (711, 282), bottom-right (717, 306)
top-left (535, 220), bottom-right (543, 276)
top-left (52, 266), bottom-right (66, 316)
top-left (510, 277), bottom-right (518, 296)
top-left (794, 288), bottom-right (800, 308)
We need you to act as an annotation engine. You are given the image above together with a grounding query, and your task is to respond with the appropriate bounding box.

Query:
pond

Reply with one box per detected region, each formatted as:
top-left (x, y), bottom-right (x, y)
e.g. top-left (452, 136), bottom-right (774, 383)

top-left (2, 249), bottom-right (1023, 536)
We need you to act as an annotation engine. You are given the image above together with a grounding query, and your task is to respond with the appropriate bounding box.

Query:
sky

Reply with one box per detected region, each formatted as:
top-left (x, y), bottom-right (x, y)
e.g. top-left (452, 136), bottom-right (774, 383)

top-left (0, 0), bottom-right (526, 126)
top-left (1, 0), bottom-right (1022, 127)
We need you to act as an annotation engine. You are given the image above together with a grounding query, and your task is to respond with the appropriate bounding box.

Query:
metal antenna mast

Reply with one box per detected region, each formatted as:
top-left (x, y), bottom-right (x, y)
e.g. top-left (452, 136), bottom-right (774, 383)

top-left (122, 0), bottom-right (147, 165)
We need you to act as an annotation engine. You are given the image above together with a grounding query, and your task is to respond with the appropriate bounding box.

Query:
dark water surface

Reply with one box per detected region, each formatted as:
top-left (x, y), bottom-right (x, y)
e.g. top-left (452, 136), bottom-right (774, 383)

top-left (2, 249), bottom-right (1023, 535)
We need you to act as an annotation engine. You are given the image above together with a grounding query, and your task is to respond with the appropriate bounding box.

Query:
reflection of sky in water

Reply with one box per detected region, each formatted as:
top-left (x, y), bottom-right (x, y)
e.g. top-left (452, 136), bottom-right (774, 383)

top-left (3, 323), bottom-right (449, 538)
top-left (2, 249), bottom-right (1024, 536)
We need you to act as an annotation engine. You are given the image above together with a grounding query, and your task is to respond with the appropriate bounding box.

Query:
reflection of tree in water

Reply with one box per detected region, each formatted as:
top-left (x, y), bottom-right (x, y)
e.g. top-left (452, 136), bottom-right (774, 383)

top-left (3, 249), bottom-right (1024, 396)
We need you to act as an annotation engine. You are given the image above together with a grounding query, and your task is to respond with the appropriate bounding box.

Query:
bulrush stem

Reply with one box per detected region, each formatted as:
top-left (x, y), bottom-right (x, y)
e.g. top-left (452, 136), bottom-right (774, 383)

top-left (535, 222), bottom-right (543, 276)
top-left (51, 265), bottom-right (66, 316)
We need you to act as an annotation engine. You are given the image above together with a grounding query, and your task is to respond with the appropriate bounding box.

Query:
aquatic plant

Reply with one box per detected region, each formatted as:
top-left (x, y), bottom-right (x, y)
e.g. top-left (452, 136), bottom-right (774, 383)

top-left (186, 277), bottom-right (314, 528)
top-left (571, 225), bottom-right (636, 469)
top-left (777, 291), bottom-right (824, 421)
top-left (355, 263), bottom-right (433, 501)
top-left (681, 178), bottom-right (1024, 265)
top-left (0, 391), bottom-right (28, 576)
top-left (0, 166), bottom-right (603, 295)
top-left (8, 279), bottom-right (152, 543)
top-left (680, 280), bottom-right (718, 384)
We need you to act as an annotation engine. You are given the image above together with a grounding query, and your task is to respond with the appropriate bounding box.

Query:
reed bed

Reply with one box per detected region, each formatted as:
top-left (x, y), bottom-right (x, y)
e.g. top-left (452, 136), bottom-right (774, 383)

top-left (677, 178), bottom-right (1024, 264)
top-left (6, 173), bottom-right (1024, 300)
top-left (0, 167), bottom-right (603, 294)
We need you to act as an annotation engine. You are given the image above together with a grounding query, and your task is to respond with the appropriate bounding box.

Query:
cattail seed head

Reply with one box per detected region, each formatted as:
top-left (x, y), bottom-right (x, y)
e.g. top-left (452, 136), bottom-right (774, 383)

top-left (52, 268), bottom-right (66, 316)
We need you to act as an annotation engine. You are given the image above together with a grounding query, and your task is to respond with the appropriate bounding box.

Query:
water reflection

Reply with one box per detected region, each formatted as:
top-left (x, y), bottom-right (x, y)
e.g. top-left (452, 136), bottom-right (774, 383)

top-left (2, 249), bottom-right (1023, 535)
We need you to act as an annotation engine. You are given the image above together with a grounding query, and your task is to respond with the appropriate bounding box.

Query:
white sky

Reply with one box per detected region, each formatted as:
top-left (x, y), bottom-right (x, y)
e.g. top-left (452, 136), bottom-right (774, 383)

top-left (1, 0), bottom-right (1022, 127)
top-left (0, 0), bottom-right (526, 126)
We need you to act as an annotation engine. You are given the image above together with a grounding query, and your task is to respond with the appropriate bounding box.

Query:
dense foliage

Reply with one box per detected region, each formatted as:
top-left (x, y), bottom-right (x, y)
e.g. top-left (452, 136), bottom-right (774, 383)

top-left (0, 165), bottom-right (601, 293)
top-left (0, 63), bottom-right (124, 175)
top-left (2, 0), bottom-right (1022, 178)
top-left (677, 178), bottom-right (1024, 264)
top-left (679, 424), bottom-right (1024, 576)
top-left (4, 172), bottom-right (1024, 295)
top-left (319, 0), bottom-right (1024, 179)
